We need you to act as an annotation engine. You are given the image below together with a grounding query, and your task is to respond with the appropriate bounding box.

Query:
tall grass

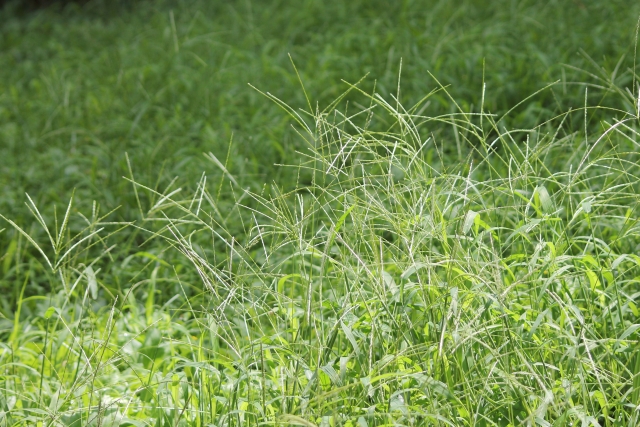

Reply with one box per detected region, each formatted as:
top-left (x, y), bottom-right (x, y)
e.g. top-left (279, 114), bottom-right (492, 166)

top-left (2, 1), bottom-right (640, 426)
top-left (2, 76), bottom-right (639, 425)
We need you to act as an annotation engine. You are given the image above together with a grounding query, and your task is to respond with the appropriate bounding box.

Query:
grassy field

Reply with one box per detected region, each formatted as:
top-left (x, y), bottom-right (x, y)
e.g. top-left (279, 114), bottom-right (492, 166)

top-left (1, 0), bottom-right (640, 426)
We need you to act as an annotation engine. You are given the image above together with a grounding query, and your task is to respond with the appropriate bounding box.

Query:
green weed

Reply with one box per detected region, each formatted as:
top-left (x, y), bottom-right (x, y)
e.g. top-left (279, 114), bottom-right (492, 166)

top-left (1, 1), bottom-right (640, 426)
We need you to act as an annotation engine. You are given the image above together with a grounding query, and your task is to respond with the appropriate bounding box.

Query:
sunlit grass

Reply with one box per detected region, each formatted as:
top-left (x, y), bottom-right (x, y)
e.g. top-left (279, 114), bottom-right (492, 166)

top-left (1, 1), bottom-right (640, 426)
top-left (3, 79), bottom-right (640, 425)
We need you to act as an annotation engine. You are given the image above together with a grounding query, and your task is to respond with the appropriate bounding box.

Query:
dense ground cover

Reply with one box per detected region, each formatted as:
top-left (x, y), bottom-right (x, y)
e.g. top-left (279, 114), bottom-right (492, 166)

top-left (1, 0), bottom-right (640, 425)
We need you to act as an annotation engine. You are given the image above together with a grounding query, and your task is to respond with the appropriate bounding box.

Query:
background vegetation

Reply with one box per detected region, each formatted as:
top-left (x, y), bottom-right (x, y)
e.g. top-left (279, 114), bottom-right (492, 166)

top-left (1, 0), bottom-right (639, 426)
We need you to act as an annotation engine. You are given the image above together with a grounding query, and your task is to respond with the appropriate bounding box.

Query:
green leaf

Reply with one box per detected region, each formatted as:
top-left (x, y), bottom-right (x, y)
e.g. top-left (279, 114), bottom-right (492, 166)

top-left (629, 301), bottom-right (639, 317)
top-left (278, 273), bottom-right (302, 294)
top-left (535, 185), bottom-right (553, 213)
top-left (463, 210), bottom-right (477, 234)
top-left (592, 390), bottom-right (607, 412)
top-left (279, 414), bottom-right (318, 427)
top-left (86, 266), bottom-right (98, 300)
top-left (3, 238), bottom-right (16, 275)
top-left (551, 410), bottom-right (568, 427)
top-left (44, 307), bottom-right (56, 320)
top-left (620, 324), bottom-right (640, 340)
top-left (133, 251), bottom-right (171, 267)
top-left (585, 269), bottom-right (600, 291)
top-left (341, 321), bottom-right (361, 355)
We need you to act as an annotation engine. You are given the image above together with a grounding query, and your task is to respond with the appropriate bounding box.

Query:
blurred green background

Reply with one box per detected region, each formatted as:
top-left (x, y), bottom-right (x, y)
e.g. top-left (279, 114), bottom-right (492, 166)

top-left (2, 0), bottom-right (638, 215)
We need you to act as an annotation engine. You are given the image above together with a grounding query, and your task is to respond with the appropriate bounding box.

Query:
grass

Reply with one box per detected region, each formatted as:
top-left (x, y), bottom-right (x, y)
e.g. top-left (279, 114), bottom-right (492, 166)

top-left (1, 0), bottom-right (640, 426)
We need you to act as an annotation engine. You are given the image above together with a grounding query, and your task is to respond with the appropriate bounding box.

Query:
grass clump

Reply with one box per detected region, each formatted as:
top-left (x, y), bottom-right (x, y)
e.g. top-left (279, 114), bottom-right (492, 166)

top-left (1, 0), bottom-right (640, 426)
top-left (2, 78), bottom-right (639, 425)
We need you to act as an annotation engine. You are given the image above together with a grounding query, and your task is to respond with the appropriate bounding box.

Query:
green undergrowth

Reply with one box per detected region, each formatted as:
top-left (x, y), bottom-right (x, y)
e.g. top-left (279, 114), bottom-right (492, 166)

top-left (1, 78), bottom-right (640, 426)
top-left (2, 0), bottom-right (640, 426)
